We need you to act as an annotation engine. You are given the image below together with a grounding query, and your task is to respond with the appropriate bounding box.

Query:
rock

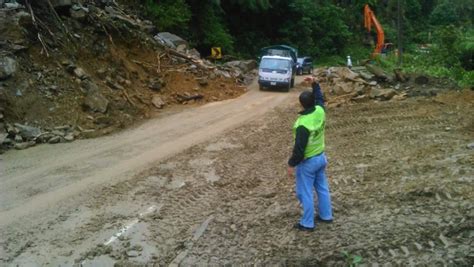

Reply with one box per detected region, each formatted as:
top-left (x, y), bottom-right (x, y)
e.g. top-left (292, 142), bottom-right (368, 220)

top-left (354, 84), bottom-right (366, 95)
top-left (467, 143), bottom-right (474, 150)
top-left (48, 136), bottom-right (61, 144)
top-left (154, 32), bottom-right (188, 52)
top-left (11, 44), bottom-right (27, 52)
top-left (215, 70), bottom-right (231, 79)
top-left (369, 88), bottom-right (397, 101)
top-left (151, 95), bottom-right (165, 109)
top-left (0, 57), bottom-right (17, 80)
top-left (140, 23), bottom-right (156, 34)
top-left (340, 67), bottom-right (360, 81)
top-left (0, 132), bottom-right (8, 144)
top-left (394, 69), bottom-right (408, 82)
top-left (94, 116), bottom-right (112, 126)
top-left (197, 78), bottom-right (208, 86)
top-left (224, 60), bottom-right (258, 73)
top-left (392, 93), bottom-right (407, 101)
top-left (105, 77), bottom-right (124, 90)
top-left (6, 123), bottom-right (18, 135)
top-left (365, 64), bottom-right (389, 81)
top-left (14, 141), bottom-right (35, 150)
top-left (81, 80), bottom-right (99, 92)
top-left (127, 250), bottom-right (140, 258)
top-left (14, 134), bottom-right (23, 143)
top-left (352, 94), bottom-right (369, 103)
top-left (148, 78), bottom-right (165, 92)
top-left (187, 48), bottom-right (201, 59)
top-left (70, 5), bottom-right (88, 20)
top-left (2, 137), bottom-right (13, 146)
top-left (177, 93), bottom-right (203, 103)
top-left (73, 67), bottom-right (87, 79)
top-left (61, 59), bottom-right (72, 66)
top-left (83, 90), bottom-right (109, 113)
top-left (369, 81), bottom-right (377, 86)
top-left (36, 133), bottom-right (54, 143)
top-left (54, 125), bottom-right (72, 131)
top-left (4, 1), bottom-right (21, 9)
top-left (64, 133), bottom-right (74, 142)
top-left (332, 83), bottom-right (353, 95)
top-left (96, 68), bottom-right (107, 75)
top-left (359, 71), bottom-right (375, 81)
top-left (52, 130), bottom-right (65, 137)
top-left (14, 123), bottom-right (41, 140)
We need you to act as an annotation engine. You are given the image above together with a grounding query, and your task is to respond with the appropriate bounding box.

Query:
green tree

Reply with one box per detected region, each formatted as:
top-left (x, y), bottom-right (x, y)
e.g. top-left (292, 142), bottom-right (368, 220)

top-left (144, 0), bottom-right (191, 32)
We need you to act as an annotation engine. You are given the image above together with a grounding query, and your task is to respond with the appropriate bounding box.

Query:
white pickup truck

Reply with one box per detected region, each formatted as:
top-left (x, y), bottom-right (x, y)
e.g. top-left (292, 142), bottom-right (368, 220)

top-left (258, 55), bottom-right (295, 92)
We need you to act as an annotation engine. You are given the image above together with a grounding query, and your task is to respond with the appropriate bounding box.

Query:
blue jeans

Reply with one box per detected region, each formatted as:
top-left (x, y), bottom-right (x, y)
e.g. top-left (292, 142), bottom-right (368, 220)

top-left (295, 152), bottom-right (333, 228)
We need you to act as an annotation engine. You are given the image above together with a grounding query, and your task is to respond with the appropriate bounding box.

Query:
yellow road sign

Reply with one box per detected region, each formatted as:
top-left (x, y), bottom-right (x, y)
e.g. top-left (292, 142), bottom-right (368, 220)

top-left (211, 47), bottom-right (222, 59)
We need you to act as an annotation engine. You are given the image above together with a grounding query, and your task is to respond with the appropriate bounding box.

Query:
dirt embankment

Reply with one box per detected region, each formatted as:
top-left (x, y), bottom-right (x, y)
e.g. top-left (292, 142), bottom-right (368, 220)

top-left (0, 1), bottom-right (252, 152)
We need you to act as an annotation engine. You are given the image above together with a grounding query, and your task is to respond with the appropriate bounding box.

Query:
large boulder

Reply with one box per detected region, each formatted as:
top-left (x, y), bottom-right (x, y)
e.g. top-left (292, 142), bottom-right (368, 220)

top-left (369, 88), bottom-right (397, 101)
top-left (332, 82), bottom-right (354, 95)
top-left (0, 57), bottom-right (17, 80)
top-left (154, 32), bottom-right (188, 52)
top-left (14, 123), bottom-right (41, 140)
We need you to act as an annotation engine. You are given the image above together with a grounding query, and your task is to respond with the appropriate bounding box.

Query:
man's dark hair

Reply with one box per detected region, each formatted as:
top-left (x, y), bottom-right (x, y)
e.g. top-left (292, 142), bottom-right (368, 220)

top-left (299, 91), bottom-right (314, 109)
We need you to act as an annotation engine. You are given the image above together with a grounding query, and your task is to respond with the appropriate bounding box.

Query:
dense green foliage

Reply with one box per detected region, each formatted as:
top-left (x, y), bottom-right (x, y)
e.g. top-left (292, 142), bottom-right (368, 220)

top-left (141, 0), bottom-right (472, 87)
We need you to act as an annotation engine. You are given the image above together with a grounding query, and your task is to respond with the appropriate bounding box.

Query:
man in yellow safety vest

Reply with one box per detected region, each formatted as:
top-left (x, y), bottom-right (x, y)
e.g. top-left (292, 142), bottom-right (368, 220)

top-left (288, 77), bottom-right (333, 231)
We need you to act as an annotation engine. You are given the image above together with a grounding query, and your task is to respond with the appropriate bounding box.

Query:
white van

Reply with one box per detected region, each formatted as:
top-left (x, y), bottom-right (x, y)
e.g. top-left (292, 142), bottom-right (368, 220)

top-left (258, 55), bottom-right (295, 92)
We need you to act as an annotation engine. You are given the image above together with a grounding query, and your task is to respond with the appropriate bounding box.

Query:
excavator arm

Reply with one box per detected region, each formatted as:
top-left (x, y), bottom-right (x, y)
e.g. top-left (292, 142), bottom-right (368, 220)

top-left (364, 4), bottom-right (385, 56)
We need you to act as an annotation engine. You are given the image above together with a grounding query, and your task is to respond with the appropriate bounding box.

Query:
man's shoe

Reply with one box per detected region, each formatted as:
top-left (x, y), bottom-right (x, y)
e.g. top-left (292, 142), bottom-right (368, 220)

top-left (316, 215), bottom-right (333, 223)
top-left (293, 223), bottom-right (314, 232)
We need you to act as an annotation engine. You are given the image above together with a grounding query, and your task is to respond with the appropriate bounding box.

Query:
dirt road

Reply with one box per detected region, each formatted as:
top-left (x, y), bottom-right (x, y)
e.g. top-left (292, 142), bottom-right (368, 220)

top-left (0, 78), bottom-right (298, 265)
top-left (1, 79), bottom-right (473, 265)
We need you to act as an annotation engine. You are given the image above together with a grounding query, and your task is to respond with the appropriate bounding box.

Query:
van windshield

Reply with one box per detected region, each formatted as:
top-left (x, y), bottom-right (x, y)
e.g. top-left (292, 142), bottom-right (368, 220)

top-left (260, 58), bottom-right (291, 70)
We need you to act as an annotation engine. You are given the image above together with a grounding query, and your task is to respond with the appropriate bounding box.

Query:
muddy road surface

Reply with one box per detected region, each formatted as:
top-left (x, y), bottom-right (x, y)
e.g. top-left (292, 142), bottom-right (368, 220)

top-left (1, 81), bottom-right (473, 266)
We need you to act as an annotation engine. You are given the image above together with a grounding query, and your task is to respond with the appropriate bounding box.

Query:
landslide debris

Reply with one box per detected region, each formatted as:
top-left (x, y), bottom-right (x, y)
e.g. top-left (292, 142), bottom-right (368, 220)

top-left (307, 65), bottom-right (459, 108)
top-left (0, 0), bottom-right (256, 153)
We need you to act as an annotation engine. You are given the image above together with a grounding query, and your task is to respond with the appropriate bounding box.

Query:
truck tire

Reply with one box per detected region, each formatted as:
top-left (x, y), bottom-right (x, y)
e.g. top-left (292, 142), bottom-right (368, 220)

top-left (259, 84), bottom-right (264, 91)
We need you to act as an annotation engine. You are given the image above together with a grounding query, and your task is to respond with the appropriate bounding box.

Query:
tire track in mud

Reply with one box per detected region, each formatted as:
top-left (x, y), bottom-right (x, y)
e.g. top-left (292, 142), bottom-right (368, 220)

top-left (323, 99), bottom-right (473, 265)
top-left (176, 94), bottom-right (474, 265)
